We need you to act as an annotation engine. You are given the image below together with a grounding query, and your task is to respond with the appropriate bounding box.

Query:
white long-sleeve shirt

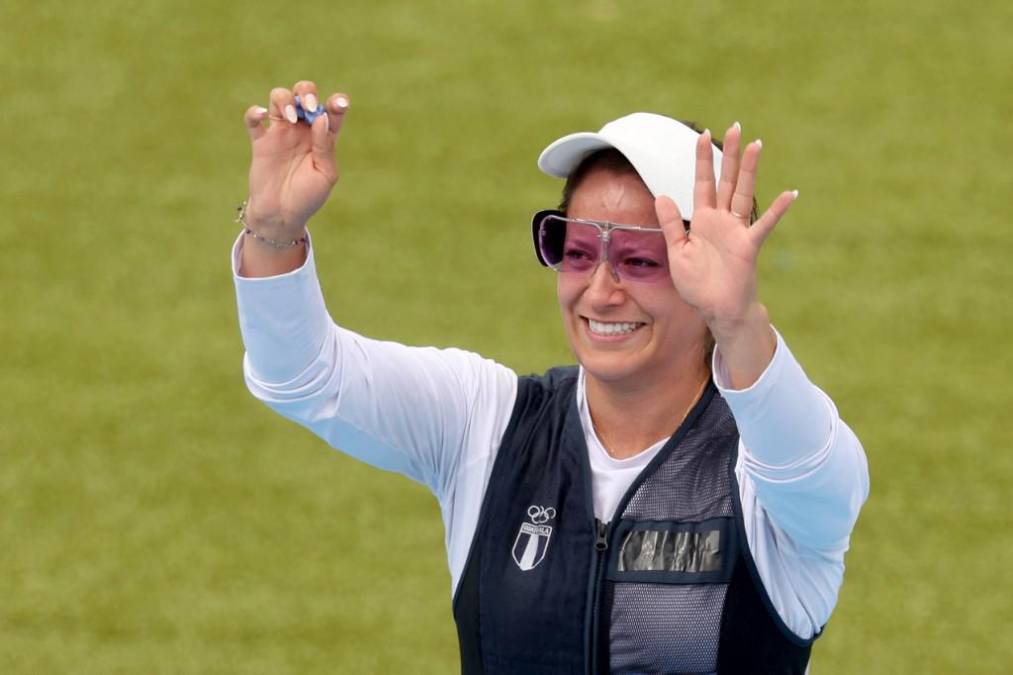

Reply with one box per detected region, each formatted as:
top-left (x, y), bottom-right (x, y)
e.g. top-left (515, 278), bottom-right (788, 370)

top-left (232, 233), bottom-right (869, 640)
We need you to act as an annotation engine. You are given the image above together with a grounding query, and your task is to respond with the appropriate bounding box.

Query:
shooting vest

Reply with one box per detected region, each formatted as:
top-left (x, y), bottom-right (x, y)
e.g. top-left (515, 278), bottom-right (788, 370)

top-left (453, 367), bottom-right (815, 674)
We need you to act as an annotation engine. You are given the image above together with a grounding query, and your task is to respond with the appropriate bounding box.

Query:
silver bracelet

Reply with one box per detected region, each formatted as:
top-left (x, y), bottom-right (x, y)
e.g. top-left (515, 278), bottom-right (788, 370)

top-left (235, 201), bottom-right (307, 250)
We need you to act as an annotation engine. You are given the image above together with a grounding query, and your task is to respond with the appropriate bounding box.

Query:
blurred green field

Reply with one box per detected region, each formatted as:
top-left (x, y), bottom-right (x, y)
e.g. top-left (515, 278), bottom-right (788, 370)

top-left (2, 1), bottom-right (1011, 672)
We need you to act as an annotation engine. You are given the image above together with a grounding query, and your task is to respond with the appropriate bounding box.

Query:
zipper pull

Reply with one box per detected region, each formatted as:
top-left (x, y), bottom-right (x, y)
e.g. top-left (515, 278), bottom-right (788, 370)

top-left (595, 519), bottom-right (609, 552)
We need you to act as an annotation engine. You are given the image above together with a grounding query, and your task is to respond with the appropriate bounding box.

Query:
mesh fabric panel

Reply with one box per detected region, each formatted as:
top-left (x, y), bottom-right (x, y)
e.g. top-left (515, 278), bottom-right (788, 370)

top-left (622, 401), bottom-right (737, 522)
top-left (607, 395), bottom-right (738, 673)
top-left (609, 582), bottom-right (726, 674)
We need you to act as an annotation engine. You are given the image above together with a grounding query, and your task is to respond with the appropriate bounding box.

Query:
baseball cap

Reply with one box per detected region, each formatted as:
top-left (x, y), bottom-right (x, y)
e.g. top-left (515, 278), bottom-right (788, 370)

top-left (537, 112), bottom-right (723, 219)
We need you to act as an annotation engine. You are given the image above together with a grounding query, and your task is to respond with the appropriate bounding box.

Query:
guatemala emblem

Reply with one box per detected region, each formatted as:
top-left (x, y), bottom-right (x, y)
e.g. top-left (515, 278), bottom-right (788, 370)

top-left (512, 505), bottom-right (556, 571)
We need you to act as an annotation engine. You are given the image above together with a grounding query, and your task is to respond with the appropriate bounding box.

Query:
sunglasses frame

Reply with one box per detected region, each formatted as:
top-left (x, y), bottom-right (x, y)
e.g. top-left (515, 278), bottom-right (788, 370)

top-left (531, 209), bottom-right (687, 282)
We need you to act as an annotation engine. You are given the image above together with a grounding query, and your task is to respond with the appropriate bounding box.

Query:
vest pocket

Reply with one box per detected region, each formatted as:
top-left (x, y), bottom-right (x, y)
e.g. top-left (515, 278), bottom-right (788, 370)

top-left (597, 518), bottom-right (739, 673)
top-left (605, 517), bottom-right (739, 585)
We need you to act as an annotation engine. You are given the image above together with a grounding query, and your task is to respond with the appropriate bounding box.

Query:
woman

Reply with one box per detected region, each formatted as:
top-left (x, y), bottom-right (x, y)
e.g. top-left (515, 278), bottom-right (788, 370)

top-left (233, 80), bottom-right (869, 674)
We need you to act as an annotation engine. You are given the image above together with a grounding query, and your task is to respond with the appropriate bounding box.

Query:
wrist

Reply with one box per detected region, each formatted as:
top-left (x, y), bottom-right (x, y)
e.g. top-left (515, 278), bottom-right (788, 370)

top-left (243, 227), bottom-right (308, 251)
top-left (709, 304), bottom-right (776, 390)
top-left (236, 200), bottom-right (308, 250)
top-left (707, 302), bottom-right (770, 345)
top-left (240, 199), bottom-right (308, 238)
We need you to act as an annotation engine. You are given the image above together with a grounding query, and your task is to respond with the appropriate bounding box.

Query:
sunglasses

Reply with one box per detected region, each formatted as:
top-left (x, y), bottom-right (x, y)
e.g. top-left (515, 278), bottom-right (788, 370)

top-left (531, 209), bottom-right (681, 284)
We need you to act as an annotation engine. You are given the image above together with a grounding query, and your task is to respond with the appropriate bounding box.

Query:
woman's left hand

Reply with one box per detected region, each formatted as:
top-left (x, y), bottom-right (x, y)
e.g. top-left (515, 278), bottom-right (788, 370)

top-left (655, 124), bottom-right (796, 338)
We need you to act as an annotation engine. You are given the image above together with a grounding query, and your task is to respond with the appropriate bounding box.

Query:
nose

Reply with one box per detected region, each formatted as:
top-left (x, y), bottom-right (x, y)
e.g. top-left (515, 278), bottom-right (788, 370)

top-left (584, 259), bottom-right (627, 310)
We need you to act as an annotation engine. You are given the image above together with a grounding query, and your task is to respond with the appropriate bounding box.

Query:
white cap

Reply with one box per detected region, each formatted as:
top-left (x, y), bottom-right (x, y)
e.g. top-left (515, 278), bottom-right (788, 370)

top-left (537, 112), bottom-right (722, 218)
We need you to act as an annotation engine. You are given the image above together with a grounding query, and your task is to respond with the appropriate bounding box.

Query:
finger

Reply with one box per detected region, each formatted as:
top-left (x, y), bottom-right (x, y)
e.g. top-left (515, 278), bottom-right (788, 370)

top-left (244, 105), bottom-right (268, 142)
top-left (693, 129), bottom-right (717, 211)
top-left (750, 189), bottom-right (797, 246)
top-left (269, 87), bottom-right (298, 125)
top-left (325, 93), bottom-right (350, 137)
top-left (716, 122), bottom-right (741, 210)
top-left (311, 113), bottom-right (338, 184)
top-left (655, 195), bottom-right (688, 248)
top-left (292, 80), bottom-right (320, 119)
top-left (730, 139), bottom-right (762, 221)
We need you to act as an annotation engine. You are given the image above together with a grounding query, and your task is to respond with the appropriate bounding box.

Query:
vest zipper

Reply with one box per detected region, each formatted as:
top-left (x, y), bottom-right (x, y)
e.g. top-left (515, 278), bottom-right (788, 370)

top-left (595, 519), bottom-right (609, 552)
top-left (578, 381), bottom-right (715, 675)
top-left (588, 518), bottom-right (610, 674)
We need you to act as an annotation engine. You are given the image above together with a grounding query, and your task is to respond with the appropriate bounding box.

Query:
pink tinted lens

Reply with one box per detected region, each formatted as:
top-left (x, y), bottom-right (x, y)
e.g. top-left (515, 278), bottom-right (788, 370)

top-left (559, 221), bottom-right (603, 273)
top-left (539, 216), bottom-right (598, 271)
top-left (608, 229), bottom-right (670, 282)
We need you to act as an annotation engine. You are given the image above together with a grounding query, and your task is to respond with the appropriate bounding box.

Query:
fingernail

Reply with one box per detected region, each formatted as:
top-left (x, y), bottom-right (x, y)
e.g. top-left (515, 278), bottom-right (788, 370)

top-left (304, 93), bottom-right (318, 112)
top-left (254, 106), bottom-right (268, 117)
top-left (703, 128), bottom-right (711, 138)
top-left (321, 112), bottom-right (329, 131)
top-left (755, 138), bottom-right (763, 148)
top-left (284, 104), bottom-right (298, 124)
top-left (791, 189), bottom-right (799, 199)
top-left (335, 95), bottom-right (349, 109)
top-left (732, 121), bottom-right (741, 132)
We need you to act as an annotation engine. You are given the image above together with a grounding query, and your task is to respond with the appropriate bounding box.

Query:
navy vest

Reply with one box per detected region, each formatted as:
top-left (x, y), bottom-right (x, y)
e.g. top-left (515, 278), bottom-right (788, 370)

top-left (453, 367), bottom-right (815, 674)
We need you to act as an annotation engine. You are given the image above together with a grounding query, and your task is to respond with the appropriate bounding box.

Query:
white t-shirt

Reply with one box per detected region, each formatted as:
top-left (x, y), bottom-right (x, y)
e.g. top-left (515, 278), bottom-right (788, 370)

top-left (232, 234), bottom-right (869, 640)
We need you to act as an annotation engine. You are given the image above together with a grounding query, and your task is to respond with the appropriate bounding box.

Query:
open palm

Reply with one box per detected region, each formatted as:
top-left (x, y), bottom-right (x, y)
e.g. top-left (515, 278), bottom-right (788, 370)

top-left (656, 124), bottom-right (796, 328)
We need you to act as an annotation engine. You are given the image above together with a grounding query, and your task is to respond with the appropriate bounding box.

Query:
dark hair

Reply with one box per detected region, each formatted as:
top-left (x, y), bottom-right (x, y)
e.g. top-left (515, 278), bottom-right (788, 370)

top-left (556, 120), bottom-right (753, 369)
top-left (558, 120), bottom-right (758, 223)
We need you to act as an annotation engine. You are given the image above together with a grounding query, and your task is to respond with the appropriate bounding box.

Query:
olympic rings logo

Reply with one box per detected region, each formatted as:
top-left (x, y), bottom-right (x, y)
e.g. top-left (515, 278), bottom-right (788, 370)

top-left (527, 505), bottom-right (557, 524)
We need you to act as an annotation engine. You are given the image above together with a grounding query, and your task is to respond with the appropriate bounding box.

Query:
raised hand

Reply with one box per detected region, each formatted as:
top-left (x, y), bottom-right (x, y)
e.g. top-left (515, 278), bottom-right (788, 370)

top-left (655, 123), bottom-right (796, 335)
top-left (243, 80), bottom-right (350, 240)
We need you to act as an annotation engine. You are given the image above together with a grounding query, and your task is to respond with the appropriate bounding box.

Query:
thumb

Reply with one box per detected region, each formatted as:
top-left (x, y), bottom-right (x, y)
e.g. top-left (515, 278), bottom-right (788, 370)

top-left (243, 105), bottom-right (268, 143)
top-left (655, 195), bottom-right (688, 247)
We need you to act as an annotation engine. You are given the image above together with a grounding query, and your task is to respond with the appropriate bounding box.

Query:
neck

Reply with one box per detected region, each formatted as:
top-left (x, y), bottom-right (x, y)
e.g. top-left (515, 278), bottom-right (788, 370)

top-left (585, 360), bottom-right (711, 460)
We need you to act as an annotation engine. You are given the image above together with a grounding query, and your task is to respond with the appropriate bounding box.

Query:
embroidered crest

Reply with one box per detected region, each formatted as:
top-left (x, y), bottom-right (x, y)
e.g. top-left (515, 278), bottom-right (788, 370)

top-left (512, 505), bottom-right (556, 571)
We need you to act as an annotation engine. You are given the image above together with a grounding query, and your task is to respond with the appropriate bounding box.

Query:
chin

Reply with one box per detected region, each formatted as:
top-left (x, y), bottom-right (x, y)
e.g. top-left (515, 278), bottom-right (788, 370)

top-left (571, 329), bottom-right (707, 390)
top-left (574, 348), bottom-right (653, 385)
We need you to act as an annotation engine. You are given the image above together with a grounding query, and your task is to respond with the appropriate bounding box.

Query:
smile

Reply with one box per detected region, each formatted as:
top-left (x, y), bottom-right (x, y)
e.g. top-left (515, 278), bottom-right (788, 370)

top-left (586, 318), bottom-right (645, 337)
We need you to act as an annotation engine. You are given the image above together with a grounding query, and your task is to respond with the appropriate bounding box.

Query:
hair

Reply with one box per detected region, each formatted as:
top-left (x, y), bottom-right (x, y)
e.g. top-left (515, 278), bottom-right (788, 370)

top-left (555, 120), bottom-right (758, 369)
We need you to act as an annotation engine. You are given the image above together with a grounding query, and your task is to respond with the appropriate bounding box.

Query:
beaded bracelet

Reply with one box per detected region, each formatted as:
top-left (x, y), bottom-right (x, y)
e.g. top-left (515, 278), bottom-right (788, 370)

top-left (235, 201), bottom-right (307, 250)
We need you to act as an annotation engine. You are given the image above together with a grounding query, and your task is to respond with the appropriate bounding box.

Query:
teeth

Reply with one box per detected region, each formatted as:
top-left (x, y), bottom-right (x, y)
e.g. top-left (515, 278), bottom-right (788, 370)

top-left (588, 319), bottom-right (642, 336)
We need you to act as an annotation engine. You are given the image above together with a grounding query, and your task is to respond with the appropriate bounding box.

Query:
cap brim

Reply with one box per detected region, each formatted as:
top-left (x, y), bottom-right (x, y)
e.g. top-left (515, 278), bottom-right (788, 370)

top-left (537, 132), bottom-right (614, 178)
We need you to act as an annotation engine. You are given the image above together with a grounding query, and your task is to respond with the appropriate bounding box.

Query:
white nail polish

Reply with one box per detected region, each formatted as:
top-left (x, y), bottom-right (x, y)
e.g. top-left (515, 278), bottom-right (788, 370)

top-left (284, 104), bottom-right (297, 124)
top-left (335, 95), bottom-right (349, 109)
top-left (304, 93), bottom-right (318, 111)
top-left (755, 138), bottom-right (763, 148)
top-left (255, 106), bottom-right (268, 116)
top-left (791, 189), bottom-right (799, 199)
top-left (733, 121), bottom-right (741, 132)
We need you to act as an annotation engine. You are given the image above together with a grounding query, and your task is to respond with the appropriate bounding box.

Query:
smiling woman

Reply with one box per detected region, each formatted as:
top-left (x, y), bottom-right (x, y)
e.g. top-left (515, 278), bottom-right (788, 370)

top-left (233, 80), bottom-right (869, 674)
top-left (554, 167), bottom-right (711, 429)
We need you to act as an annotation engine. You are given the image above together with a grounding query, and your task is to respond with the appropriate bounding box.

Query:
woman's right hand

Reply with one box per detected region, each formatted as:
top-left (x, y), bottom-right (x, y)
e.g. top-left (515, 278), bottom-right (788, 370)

top-left (243, 80), bottom-right (350, 239)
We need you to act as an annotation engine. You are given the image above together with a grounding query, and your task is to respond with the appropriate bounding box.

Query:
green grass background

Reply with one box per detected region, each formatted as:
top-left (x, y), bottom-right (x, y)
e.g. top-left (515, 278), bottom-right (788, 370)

top-left (2, 1), bottom-right (1010, 672)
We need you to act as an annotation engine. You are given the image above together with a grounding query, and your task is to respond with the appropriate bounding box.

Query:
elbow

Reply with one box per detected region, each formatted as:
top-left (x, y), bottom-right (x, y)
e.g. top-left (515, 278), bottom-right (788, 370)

top-left (241, 338), bottom-right (343, 416)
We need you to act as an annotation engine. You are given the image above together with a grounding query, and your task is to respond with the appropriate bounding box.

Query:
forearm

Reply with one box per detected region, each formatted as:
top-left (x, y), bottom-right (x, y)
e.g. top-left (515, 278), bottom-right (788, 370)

top-left (708, 302), bottom-right (776, 390)
top-left (233, 232), bottom-right (328, 381)
top-left (714, 327), bottom-right (831, 464)
top-left (717, 330), bottom-right (869, 550)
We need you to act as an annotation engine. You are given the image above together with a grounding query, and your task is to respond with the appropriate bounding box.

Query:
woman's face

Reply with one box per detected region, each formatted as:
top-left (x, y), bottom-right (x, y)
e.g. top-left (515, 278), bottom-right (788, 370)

top-left (557, 166), bottom-right (709, 388)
